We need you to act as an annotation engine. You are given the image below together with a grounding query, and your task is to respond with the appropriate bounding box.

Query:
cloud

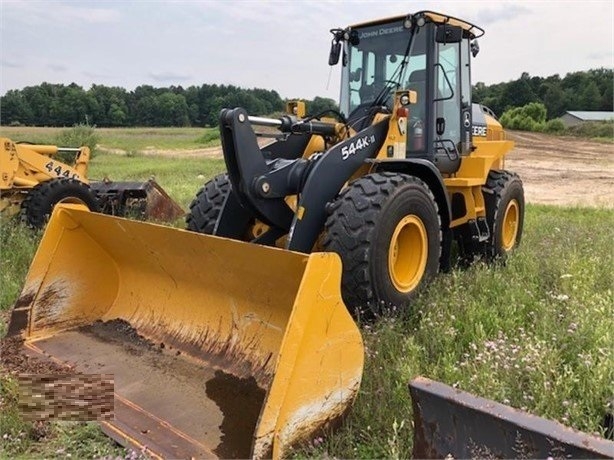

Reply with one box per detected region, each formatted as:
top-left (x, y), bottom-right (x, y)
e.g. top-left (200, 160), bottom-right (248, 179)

top-left (586, 51), bottom-right (613, 60)
top-left (1, 60), bottom-right (23, 69)
top-left (48, 63), bottom-right (67, 72)
top-left (148, 72), bottom-right (191, 83)
top-left (3, 1), bottom-right (120, 25)
top-left (57, 5), bottom-right (120, 23)
top-left (475, 4), bottom-right (530, 25)
top-left (83, 71), bottom-right (115, 79)
top-left (190, 1), bottom-right (293, 24)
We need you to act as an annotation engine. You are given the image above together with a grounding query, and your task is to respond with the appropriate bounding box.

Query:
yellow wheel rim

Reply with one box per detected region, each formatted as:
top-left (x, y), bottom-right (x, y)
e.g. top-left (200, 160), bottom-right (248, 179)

top-left (501, 199), bottom-right (519, 251)
top-left (388, 215), bottom-right (428, 293)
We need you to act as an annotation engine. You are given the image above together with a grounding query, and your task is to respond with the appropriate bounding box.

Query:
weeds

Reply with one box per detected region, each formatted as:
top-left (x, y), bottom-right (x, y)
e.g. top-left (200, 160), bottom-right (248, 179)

top-left (568, 120), bottom-right (614, 139)
top-left (297, 205), bottom-right (614, 458)
top-left (0, 126), bottom-right (217, 154)
top-left (195, 129), bottom-right (220, 146)
top-left (54, 124), bottom-right (100, 163)
top-left (0, 219), bottom-right (40, 317)
top-left (88, 154), bottom-right (225, 209)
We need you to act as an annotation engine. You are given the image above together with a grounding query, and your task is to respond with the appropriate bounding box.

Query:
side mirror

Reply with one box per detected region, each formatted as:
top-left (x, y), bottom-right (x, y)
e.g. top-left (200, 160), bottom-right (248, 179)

top-left (329, 41), bottom-right (341, 65)
top-left (471, 40), bottom-right (480, 57)
top-left (435, 24), bottom-right (463, 44)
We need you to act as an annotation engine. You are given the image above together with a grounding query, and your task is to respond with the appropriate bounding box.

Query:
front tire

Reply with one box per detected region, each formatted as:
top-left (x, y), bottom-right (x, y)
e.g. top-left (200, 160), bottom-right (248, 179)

top-left (186, 173), bottom-right (256, 240)
top-left (186, 173), bottom-right (232, 234)
top-left (324, 172), bottom-right (441, 318)
top-left (20, 178), bottom-right (100, 229)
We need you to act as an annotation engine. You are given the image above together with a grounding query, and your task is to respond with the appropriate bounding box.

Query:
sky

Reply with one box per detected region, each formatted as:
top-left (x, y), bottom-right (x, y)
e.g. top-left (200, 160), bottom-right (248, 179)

top-left (1, 0), bottom-right (612, 100)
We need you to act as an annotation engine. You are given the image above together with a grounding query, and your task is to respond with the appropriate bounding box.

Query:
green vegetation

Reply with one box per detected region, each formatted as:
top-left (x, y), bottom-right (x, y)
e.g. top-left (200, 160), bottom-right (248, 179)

top-left (568, 120), bottom-right (614, 140)
top-left (0, 82), bottom-right (338, 128)
top-left (2, 67), bottom-right (609, 133)
top-left (1, 146), bottom-right (612, 457)
top-left (195, 129), bottom-right (221, 146)
top-left (0, 219), bottom-right (39, 326)
top-left (500, 102), bottom-right (547, 131)
top-left (474, 68), bottom-right (612, 119)
top-left (544, 118), bottom-right (566, 134)
top-left (93, 126), bottom-right (221, 152)
top-left (54, 124), bottom-right (100, 162)
top-left (500, 102), bottom-right (613, 140)
top-left (298, 205), bottom-right (613, 458)
top-left (0, 125), bottom-right (221, 154)
top-left (89, 153), bottom-right (225, 209)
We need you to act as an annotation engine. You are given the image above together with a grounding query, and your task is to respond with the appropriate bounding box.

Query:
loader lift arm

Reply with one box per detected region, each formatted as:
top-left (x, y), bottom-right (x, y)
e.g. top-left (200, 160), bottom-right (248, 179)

top-left (220, 107), bottom-right (390, 252)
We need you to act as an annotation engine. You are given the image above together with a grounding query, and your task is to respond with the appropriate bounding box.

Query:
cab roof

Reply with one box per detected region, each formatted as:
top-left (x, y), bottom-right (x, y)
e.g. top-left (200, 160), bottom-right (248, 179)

top-left (349, 10), bottom-right (485, 39)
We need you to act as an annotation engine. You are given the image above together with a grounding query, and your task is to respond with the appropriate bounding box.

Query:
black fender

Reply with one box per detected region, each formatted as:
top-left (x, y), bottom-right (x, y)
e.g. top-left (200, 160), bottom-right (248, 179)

top-left (368, 158), bottom-right (452, 271)
top-left (368, 158), bottom-right (451, 229)
top-left (367, 158), bottom-right (453, 272)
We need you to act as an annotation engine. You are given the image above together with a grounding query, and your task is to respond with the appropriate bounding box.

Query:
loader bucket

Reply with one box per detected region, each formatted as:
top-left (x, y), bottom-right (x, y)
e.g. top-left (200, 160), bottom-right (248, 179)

top-left (90, 179), bottom-right (185, 222)
top-left (8, 205), bottom-right (364, 459)
top-left (409, 377), bottom-right (614, 459)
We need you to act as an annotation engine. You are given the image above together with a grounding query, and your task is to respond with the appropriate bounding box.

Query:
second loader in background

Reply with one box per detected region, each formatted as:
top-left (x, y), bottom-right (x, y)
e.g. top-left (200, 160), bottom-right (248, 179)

top-left (8, 10), bottom-right (524, 459)
top-left (0, 138), bottom-right (184, 227)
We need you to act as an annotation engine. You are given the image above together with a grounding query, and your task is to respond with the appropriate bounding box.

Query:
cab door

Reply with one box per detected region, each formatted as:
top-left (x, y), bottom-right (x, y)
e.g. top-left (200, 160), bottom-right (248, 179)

top-left (432, 26), bottom-right (472, 173)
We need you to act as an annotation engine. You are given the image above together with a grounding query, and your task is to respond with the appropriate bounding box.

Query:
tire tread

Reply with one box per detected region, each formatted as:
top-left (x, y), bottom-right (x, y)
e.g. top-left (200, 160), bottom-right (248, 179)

top-left (323, 172), bottom-right (441, 314)
top-left (20, 178), bottom-right (100, 229)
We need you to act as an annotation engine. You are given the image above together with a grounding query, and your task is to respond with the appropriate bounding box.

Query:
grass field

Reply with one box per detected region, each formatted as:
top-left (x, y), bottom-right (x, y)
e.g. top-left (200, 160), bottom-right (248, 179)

top-left (1, 130), bottom-right (613, 458)
top-left (0, 126), bottom-right (220, 153)
top-left (89, 153), bottom-right (225, 209)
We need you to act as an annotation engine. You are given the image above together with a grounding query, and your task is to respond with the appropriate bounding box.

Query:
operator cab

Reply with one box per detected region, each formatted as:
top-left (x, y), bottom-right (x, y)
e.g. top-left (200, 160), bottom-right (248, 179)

top-left (331, 11), bottom-right (484, 174)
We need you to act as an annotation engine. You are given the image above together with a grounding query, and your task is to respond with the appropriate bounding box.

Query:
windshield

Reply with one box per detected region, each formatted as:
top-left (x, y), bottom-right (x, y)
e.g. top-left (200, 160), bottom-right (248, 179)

top-left (340, 20), bottom-right (428, 117)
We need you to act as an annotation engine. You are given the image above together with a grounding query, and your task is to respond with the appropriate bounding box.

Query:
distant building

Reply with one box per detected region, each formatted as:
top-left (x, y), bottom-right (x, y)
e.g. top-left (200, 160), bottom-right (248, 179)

top-left (560, 111), bottom-right (614, 127)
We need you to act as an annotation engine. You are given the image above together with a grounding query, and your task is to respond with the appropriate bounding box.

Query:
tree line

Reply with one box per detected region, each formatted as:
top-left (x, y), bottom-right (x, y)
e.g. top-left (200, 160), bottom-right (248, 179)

top-left (473, 68), bottom-right (612, 120)
top-left (1, 68), bottom-right (610, 127)
top-left (0, 82), bottom-right (338, 128)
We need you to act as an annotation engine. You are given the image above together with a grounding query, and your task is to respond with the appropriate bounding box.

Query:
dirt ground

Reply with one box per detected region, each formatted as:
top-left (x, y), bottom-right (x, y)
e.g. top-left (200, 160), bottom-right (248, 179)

top-left (0, 336), bottom-right (72, 375)
top-left (505, 131), bottom-right (614, 208)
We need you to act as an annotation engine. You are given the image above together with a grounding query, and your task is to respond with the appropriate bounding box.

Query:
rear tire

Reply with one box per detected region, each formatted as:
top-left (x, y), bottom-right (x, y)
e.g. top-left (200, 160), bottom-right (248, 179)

top-left (323, 172), bottom-right (441, 318)
top-left (186, 173), bottom-right (232, 234)
top-left (20, 178), bottom-right (100, 229)
top-left (483, 170), bottom-right (524, 260)
top-left (456, 170), bottom-right (525, 263)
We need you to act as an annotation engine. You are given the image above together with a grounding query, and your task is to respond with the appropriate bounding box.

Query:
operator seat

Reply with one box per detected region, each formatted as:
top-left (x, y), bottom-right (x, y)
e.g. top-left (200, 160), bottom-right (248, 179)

top-left (406, 69), bottom-right (426, 121)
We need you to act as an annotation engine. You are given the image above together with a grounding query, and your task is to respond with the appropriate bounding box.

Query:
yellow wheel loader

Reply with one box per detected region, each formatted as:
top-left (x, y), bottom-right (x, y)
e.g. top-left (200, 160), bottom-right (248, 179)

top-left (186, 11), bottom-right (524, 316)
top-left (7, 10), bottom-right (523, 459)
top-left (0, 138), bottom-right (183, 228)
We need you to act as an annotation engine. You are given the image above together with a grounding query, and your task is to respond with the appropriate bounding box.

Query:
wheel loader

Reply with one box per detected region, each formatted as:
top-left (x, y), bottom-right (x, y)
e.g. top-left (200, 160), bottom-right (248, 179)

top-left (0, 138), bottom-right (184, 228)
top-left (7, 10), bottom-right (524, 459)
